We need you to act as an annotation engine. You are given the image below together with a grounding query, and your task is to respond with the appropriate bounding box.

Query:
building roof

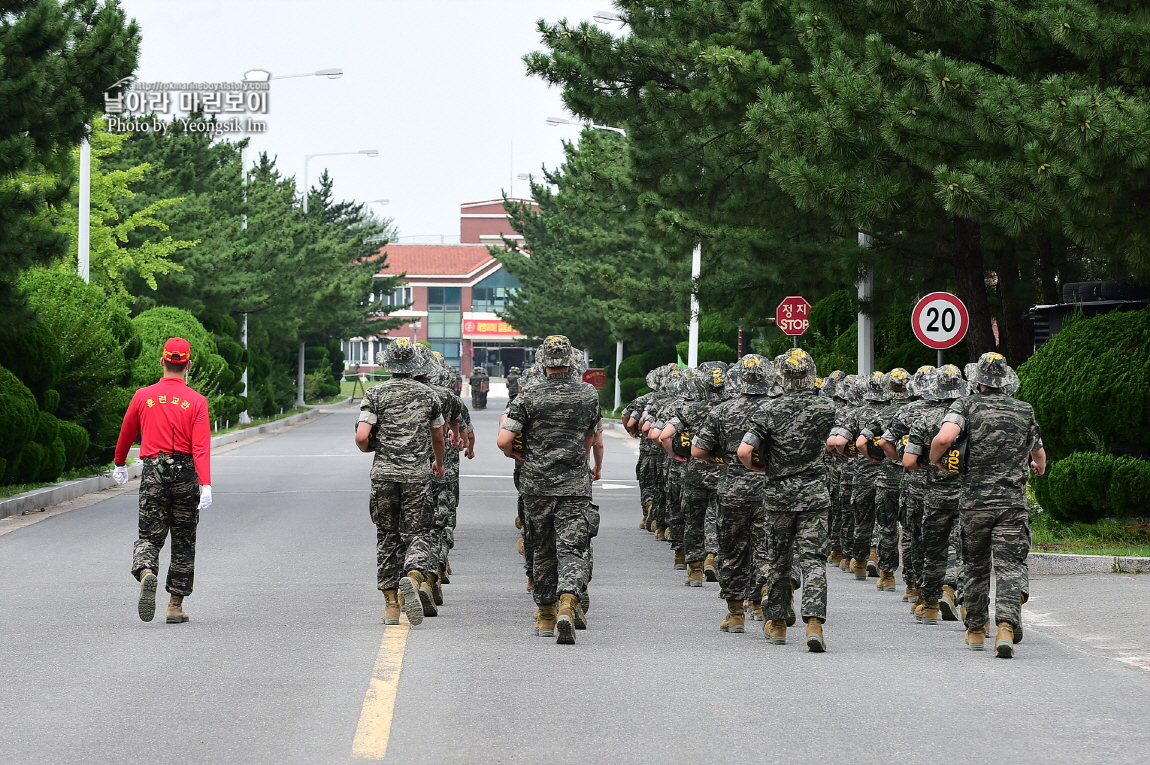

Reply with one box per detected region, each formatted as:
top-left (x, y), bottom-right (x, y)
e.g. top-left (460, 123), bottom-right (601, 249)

top-left (372, 243), bottom-right (496, 278)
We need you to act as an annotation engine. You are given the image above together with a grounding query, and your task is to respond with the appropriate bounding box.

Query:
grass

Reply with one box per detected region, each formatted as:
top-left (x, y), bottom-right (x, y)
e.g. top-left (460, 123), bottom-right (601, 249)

top-left (0, 459), bottom-right (134, 500)
top-left (1030, 511), bottom-right (1150, 558)
top-left (211, 407), bottom-right (310, 437)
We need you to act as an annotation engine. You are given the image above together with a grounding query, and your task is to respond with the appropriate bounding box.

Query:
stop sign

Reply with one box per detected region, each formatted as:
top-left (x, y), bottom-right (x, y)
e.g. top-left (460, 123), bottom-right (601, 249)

top-left (776, 296), bottom-right (811, 336)
top-left (911, 292), bottom-right (969, 349)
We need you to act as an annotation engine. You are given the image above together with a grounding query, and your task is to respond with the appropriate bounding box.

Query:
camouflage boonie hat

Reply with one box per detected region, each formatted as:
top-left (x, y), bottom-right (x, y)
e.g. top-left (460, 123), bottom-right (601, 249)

top-left (863, 371), bottom-right (888, 402)
top-left (538, 335), bottom-right (576, 367)
top-left (645, 368), bottom-right (662, 391)
top-left (774, 348), bottom-right (817, 390)
top-left (968, 352), bottom-right (1018, 391)
top-left (884, 368), bottom-right (912, 400)
top-left (932, 364), bottom-right (966, 400)
top-left (724, 363), bottom-right (742, 392)
top-left (411, 343), bottom-right (435, 378)
top-left (822, 369), bottom-right (846, 399)
top-left (910, 365), bottom-right (936, 400)
top-left (698, 361), bottom-right (727, 392)
top-left (736, 354), bottom-right (773, 395)
top-left (379, 337), bottom-right (423, 374)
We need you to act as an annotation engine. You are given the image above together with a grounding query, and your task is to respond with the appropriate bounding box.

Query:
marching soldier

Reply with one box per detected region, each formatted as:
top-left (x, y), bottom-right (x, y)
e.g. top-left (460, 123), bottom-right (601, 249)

top-left (858, 369), bottom-right (912, 593)
top-left (469, 365), bottom-right (490, 410)
top-left (114, 337), bottom-right (212, 624)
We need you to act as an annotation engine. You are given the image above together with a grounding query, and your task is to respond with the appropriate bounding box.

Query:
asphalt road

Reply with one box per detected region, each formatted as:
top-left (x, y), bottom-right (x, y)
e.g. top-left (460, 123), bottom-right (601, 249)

top-left (2, 401), bottom-right (1149, 764)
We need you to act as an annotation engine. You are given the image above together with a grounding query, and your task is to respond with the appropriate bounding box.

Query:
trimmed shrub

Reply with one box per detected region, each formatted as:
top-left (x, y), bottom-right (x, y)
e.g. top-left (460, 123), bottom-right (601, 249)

top-left (1036, 452), bottom-right (1150, 523)
top-left (620, 377), bottom-right (649, 402)
top-left (131, 306), bottom-right (223, 393)
top-left (0, 319), bottom-right (63, 404)
top-left (0, 365), bottom-right (38, 476)
top-left (1018, 309), bottom-right (1150, 463)
top-left (41, 389), bottom-right (60, 414)
top-left (58, 420), bottom-right (90, 471)
top-left (675, 340), bottom-right (736, 365)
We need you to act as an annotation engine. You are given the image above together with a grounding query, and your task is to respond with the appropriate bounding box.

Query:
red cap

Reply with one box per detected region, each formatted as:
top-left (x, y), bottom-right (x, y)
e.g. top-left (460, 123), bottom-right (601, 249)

top-left (162, 337), bottom-right (192, 363)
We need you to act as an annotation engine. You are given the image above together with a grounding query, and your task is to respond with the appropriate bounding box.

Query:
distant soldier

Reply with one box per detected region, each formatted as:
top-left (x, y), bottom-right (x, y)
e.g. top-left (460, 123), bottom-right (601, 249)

top-left (355, 338), bottom-right (446, 627)
top-left (930, 352), bottom-right (1046, 657)
top-left (497, 335), bottom-right (600, 645)
top-left (506, 366), bottom-right (522, 401)
top-left (114, 337), bottom-right (213, 624)
top-left (469, 366), bottom-right (490, 410)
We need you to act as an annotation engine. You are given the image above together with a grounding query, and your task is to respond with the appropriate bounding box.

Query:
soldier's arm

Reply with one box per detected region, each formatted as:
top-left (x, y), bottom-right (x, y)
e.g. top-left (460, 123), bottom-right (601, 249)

top-left (1031, 446), bottom-right (1047, 476)
top-left (430, 425), bottom-right (446, 475)
top-left (355, 422), bottom-right (374, 453)
top-left (930, 421), bottom-right (962, 470)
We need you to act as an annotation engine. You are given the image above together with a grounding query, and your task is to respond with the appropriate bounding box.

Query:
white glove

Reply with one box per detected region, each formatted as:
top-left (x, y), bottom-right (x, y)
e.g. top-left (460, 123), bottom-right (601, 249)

top-left (198, 485), bottom-right (213, 510)
top-left (112, 465), bottom-right (129, 485)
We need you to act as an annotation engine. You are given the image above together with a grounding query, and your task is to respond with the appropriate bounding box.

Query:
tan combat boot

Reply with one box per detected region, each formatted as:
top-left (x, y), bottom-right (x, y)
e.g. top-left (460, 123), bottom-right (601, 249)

top-left (654, 523), bottom-right (666, 541)
top-left (674, 549), bottom-right (687, 571)
top-left (416, 571), bottom-right (438, 617)
top-left (382, 590), bottom-right (401, 625)
top-left (427, 570), bottom-right (444, 606)
top-left (703, 553), bottom-right (719, 582)
top-left (940, 585), bottom-right (959, 621)
top-left (828, 549), bottom-right (844, 565)
top-left (526, 577), bottom-right (534, 592)
top-left (839, 557), bottom-right (851, 572)
top-left (641, 500), bottom-right (652, 529)
top-left (580, 588), bottom-right (590, 615)
top-left (573, 595), bottom-right (587, 630)
top-left (720, 600), bottom-right (745, 633)
top-left (851, 558), bottom-right (867, 581)
top-left (138, 568), bottom-right (158, 623)
top-left (901, 583), bottom-right (919, 603)
top-left (684, 561), bottom-right (704, 587)
top-left (438, 562), bottom-right (450, 585)
top-left (805, 618), bottom-right (826, 652)
top-left (397, 571), bottom-right (426, 625)
top-left (556, 594), bottom-right (580, 644)
top-left (766, 619), bottom-right (787, 645)
top-left (165, 595), bottom-right (189, 624)
top-left (920, 600), bottom-right (940, 625)
top-left (913, 600), bottom-right (926, 623)
top-left (965, 627), bottom-right (986, 651)
top-left (535, 602), bottom-right (557, 637)
top-left (517, 536), bottom-right (525, 557)
top-left (876, 571), bottom-right (896, 592)
top-left (514, 515), bottom-right (523, 530)
top-left (750, 600), bottom-right (763, 621)
top-left (867, 547), bottom-right (879, 577)
top-left (995, 622), bottom-right (1015, 658)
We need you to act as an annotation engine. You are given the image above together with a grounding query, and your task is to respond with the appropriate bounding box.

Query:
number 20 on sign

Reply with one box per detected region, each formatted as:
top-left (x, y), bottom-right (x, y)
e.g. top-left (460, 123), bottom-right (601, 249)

top-left (911, 292), bottom-right (969, 350)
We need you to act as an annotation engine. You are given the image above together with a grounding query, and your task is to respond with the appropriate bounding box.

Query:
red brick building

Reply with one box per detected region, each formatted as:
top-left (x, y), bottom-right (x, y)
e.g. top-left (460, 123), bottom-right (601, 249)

top-left (342, 199), bottom-right (537, 377)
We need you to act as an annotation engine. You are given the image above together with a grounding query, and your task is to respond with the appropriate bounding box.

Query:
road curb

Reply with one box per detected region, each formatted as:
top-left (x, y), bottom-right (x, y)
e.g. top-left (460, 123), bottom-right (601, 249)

top-left (1028, 552), bottom-right (1150, 575)
top-left (0, 408), bottom-right (326, 520)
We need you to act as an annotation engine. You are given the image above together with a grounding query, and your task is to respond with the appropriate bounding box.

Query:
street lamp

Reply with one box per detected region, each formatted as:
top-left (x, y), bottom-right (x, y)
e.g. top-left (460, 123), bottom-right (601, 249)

top-left (302, 150), bottom-right (379, 214)
top-left (259, 68), bottom-right (344, 80)
top-left (545, 116), bottom-right (626, 136)
top-left (593, 10), bottom-right (625, 24)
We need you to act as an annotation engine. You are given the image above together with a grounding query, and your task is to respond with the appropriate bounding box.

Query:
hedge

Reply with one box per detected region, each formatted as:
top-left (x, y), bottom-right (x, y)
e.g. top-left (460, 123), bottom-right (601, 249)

top-left (0, 365), bottom-right (38, 480)
top-left (1034, 452), bottom-right (1150, 524)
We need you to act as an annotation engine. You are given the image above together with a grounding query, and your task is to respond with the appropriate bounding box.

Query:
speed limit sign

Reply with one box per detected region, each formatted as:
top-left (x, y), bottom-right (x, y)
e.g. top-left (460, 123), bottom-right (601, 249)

top-left (912, 292), bottom-right (969, 350)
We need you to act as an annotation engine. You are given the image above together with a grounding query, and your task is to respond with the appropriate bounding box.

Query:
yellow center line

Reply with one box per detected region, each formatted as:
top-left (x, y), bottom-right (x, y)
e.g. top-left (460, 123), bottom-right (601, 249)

top-left (351, 624), bottom-right (410, 760)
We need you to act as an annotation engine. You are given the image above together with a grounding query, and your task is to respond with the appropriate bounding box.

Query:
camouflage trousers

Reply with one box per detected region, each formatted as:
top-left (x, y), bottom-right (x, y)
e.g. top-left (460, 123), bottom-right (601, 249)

top-left (850, 481), bottom-right (877, 562)
top-left (680, 481), bottom-right (716, 564)
top-left (648, 455), bottom-right (668, 530)
top-left (716, 499), bottom-right (765, 601)
top-left (665, 461), bottom-right (684, 549)
top-left (920, 495), bottom-right (960, 601)
top-left (637, 449), bottom-right (660, 510)
top-left (827, 466), bottom-right (844, 553)
top-left (961, 506), bottom-right (1030, 633)
top-left (132, 455), bottom-right (200, 597)
top-left (836, 475), bottom-right (855, 556)
top-left (762, 510), bottom-right (829, 622)
top-left (704, 491), bottom-right (719, 556)
top-left (521, 495), bottom-right (591, 605)
top-left (899, 488), bottom-right (925, 589)
top-left (427, 477), bottom-right (459, 572)
top-left (947, 524), bottom-right (965, 597)
top-left (875, 484), bottom-right (901, 573)
top-left (369, 479), bottom-right (434, 591)
top-left (517, 494), bottom-right (533, 582)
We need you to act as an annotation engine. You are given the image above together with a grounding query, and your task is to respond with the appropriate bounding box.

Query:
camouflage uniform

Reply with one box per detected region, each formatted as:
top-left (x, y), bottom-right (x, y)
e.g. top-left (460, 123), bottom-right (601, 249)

top-left (647, 372), bottom-right (686, 546)
top-left (743, 350), bottom-right (837, 623)
top-left (359, 347), bottom-right (445, 591)
top-left (420, 364), bottom-right (469, 575)
top-left (859, 370), bottom-right (911, 577)
top-left (693, 356), bottom-right (771, 601)
top-left (667, 367), bottom-right (726, 565)
top-left (133, 454), bottom-right (201, 596)
top-left (625, 388), bottom-right (659, 523)
top-left (832, 375), bottom-right (883, 567)
top-left (503, 343), bottom-right (601, 606)
top-left (943, 354), bottom-right (1042, 635)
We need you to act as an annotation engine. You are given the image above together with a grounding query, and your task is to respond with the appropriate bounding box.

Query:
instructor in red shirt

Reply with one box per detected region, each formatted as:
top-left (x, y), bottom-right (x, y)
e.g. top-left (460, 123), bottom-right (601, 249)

top-left (113, 337), bottom-right (212, 624)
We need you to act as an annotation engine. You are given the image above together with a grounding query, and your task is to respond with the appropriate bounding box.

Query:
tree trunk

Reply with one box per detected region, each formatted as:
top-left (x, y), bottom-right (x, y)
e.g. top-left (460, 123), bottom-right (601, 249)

top-left (951, 217), bottom-right (996, 361)
top-left (995, 244), bottom-right (1033, 365)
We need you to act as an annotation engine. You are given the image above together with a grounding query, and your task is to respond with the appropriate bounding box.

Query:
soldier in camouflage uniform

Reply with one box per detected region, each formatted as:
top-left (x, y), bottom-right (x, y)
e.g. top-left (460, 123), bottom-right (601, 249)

top-left (930, 352), bottom-right (1046, 656)
top-left (819, 371), bottom-right (848, 565)
top-left (498, 335), bottom-right (601, 645)
top-left (645, 367), bottom-right (685, 548)
top-left (828, 373), bottom-right (884, 580)
top-left (692, 355), bottom-right (774, 633)
top-left (622, 368), bottom-right (663, 531)
top-left (739, 349), bottom-right (837, 652)
top-left (355, 337), bottom-right (447, 627)
top-left (903, 365), bottom-right (965, 624)
top-left (660, 363), bottom-right (727, 585)
top-left (829, 374), bottom-right (861, 573)
top-left (506, 366), bottom-right (522, 401)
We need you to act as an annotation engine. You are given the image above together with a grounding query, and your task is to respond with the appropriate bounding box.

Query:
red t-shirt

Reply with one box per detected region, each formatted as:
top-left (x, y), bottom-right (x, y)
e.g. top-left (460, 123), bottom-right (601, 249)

top-left (114, 377), bottom-right (211, 484)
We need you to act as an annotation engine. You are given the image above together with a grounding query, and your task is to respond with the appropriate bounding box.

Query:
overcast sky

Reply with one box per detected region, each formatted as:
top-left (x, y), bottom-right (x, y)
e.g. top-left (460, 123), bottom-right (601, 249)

top-left (119, 0), bottom-right (613, 240)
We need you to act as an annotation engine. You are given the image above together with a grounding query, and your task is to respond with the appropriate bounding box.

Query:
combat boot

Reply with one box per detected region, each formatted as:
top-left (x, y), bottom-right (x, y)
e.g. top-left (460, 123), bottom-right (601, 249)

top-left (867, 547), bottom-right (879, 577)
top-left (556, 594), bottom-right (580, 644)
top-left (851, 558), bottom-right (867, 580)
top-left (939, 585), bottom-right (959, 621)
top-left (839, 557), bottom-right (851, 572)
top-left (674, 549), bottom-right (687, 571)
top-left (920, 600), bottom-right (940, 625)
top-left (572, 597), bottom-right (587, 630)
top-left (766, 619), bottom-right (787, 645)
top-left (535, 603), bottom-right (557, 637)
top-left (382, 590), bottom-right (401, 625)
top-left (828, 549), bottom-right (844, 565)
top-left (526, 577), bottom-right (534, 592)
top-left (137, 569), bottom-right (158, 622)
top-left (805, 618), bottom-right (826, 653)
top-left (913, 601), bottom-right (926, 623)
top-left (965, 627), bottom-right (986, 651)
top-left (684, 561), bottom-right (704, 587)
top-left (641, 500), bottom-right (652, 529)
top-left (165, 595), bottom-right (189, 624)
top-left (720, 600), bottom-right (745, 633)
top-left (397, 571), bottom-right (426, 625)
top-left (427, 571), bottom-right (444, 606)
top-left (995, 622), bottom-right (1015, 658)
top-left (514, 515), bottom-right (523, 530)
top-left (703, 553), bottom-right (719, 582)
top-left (654, 523), bottom-right (665, 541)
top-left (901, 583), bottom-right (919, 603)
top-left (876, 571), bottom-right (896, 592)
top-left (750, 600), bottom-right (763, 621)
top-left (517, 537), bottom-right (525, 557)
top-left (438, 562), bottom-right (450, 586)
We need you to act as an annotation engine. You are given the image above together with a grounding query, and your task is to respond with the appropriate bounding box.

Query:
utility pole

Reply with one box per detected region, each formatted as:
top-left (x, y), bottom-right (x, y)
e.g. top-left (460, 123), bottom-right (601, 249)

top-left (687, 244), bottom-right (701, 368)
top-left (78, 139), bottom-right (91, 283)
top-left (613, 339), bottom-right (623, 412)
top-left (857, 232), bottom-right (874, 376)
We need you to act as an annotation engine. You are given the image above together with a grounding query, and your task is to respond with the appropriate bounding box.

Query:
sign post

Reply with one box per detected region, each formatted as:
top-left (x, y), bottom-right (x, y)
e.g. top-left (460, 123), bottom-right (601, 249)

top-left (911, 292), bottom-right (969, 366)
top-left (776, 296), bottom-right (811, 346)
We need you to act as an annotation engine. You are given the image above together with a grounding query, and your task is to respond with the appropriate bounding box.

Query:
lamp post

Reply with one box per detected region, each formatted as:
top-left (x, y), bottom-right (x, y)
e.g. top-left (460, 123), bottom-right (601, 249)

top-left (857, 233), bottom-right (874, 376)
top-left (545, 116), bottom-right (626, 136)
